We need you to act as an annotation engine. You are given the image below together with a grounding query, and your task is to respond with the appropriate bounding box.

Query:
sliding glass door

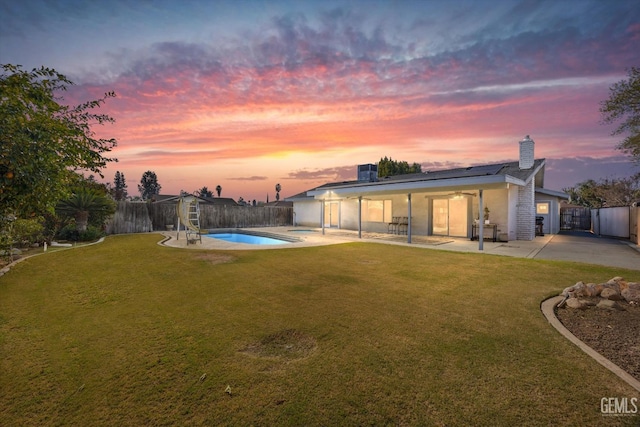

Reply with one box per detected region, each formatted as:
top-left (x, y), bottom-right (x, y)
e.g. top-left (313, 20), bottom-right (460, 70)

top-left (432, 198), bottom-right (468, 237)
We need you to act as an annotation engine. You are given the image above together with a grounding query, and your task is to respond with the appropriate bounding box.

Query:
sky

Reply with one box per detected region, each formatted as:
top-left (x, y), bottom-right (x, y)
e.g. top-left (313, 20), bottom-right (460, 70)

top-left (1, 0), bottom-right (639, 202)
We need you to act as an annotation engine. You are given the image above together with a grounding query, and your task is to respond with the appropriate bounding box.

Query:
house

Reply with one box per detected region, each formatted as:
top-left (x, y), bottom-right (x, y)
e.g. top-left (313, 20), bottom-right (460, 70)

top-left (287, 136), bottom-right (568, 243)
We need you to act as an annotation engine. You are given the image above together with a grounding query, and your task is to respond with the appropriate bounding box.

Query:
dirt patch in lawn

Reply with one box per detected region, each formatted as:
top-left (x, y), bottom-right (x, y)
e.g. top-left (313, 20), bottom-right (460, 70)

top-left (240, 329), bottom-right (317, 360)
top-left (193, 253), bottom-right (236, 265)
top-left (556, 300), bottom-right (640, 382)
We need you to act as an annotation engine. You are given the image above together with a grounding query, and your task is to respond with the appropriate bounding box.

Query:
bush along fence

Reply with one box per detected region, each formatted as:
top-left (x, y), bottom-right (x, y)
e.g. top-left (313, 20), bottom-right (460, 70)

top-left (106, 201), bottom-right (293, 235)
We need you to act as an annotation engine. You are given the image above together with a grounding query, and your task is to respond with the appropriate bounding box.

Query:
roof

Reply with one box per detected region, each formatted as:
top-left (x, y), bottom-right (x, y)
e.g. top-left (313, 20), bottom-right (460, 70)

top-left (153, 194), bottom-right (238, 206)
top-left (536, 188), bottom-right (569, 199)
top-left (262, 200), bottom-right (293, 207)
top-left (301, 159), bottom-right (546, 198)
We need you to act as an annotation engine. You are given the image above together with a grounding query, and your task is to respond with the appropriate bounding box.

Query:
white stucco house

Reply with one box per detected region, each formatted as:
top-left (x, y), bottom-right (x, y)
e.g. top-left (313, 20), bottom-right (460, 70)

top-left (287, 136), bottom-right (568, 244)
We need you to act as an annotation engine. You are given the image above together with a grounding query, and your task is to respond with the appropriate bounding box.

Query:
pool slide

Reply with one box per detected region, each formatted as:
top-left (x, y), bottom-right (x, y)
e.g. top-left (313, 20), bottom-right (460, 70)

top-left (176, 196), bottom-right (200, 233)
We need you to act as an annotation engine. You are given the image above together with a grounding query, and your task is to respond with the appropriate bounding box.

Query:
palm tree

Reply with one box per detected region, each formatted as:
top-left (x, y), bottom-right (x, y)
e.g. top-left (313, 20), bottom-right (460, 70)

top-left (216, 185), bottom-right (222, 197)
top-left (56, 189), bottom-right (115, 232)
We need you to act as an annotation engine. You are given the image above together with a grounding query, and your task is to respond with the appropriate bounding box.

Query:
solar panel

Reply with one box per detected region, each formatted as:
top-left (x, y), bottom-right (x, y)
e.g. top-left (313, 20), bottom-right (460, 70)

top-left (426, 164), bottom-right (504, 180)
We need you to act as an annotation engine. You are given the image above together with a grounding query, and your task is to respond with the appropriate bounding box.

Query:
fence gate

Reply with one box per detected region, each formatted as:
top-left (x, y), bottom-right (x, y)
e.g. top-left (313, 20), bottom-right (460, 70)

top-left (560, 207), bottom-right (591, 231)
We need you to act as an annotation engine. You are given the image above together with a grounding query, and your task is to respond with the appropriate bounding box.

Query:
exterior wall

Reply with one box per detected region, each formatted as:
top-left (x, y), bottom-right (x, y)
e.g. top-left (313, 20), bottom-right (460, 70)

top-left (341, 199), bottom-right (360, 230)
top-left (507, 185), bottom-right (519, 241)
top-left (517, 179), bottom-right (535, 240)
top-left (534, 194), bottom-right (564, 234)
top-left (293, 200), bottom-right (321, 227)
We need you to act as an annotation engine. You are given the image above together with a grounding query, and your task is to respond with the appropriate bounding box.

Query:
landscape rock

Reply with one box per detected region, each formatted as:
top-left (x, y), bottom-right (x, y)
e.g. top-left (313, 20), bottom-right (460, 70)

top-left (0, 248), bottom-right (22, 256)
top-left (601, 288), bottom-right (623, 301)
top-left (585, 283), bottom-right (603, 297)
top-left (561, 276), bottom-right (638, 310)
top-left (621, 287), bottom-right (640, 304)
top-left (562, 281), bottom-right (585, 297)
top-left (596, 299), bottom-right (624, 311)
top-left (566, 298), bottom-right (587, 310)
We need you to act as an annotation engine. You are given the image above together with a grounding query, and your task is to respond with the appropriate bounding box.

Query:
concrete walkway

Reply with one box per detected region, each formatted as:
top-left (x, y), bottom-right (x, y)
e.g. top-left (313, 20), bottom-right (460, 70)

top-left (533, 231), bottom-right (640, 270)
top-left (308, 228), bottom-right (640, 270)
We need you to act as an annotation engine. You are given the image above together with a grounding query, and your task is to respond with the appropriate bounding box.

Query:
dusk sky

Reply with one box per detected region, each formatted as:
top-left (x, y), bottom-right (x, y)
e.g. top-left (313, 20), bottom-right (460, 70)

top-left (2, 0), bottom-right (639, 202)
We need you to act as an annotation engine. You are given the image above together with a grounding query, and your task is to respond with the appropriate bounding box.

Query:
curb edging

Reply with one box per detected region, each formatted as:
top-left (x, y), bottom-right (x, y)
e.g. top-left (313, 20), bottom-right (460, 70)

top-left (541, 296), bottom-right (640, 393)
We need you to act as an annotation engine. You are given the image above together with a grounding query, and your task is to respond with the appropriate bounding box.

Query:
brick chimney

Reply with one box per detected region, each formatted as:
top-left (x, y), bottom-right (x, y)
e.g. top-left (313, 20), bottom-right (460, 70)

top-left (519, 135), bottom-right (534, 169)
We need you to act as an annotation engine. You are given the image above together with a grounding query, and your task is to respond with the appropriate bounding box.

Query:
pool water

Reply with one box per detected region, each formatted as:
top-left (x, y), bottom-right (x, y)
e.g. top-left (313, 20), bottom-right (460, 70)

top-left (205, 233), bottom-right (290, 245)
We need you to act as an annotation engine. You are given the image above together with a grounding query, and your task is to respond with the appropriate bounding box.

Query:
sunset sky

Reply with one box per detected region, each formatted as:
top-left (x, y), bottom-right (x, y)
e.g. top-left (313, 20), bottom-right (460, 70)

top-left (2, 0), bottom-right (639, 202)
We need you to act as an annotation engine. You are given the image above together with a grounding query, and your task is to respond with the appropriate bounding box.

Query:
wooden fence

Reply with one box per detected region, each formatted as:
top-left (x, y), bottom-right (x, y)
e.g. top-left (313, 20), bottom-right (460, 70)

top-left (106, 201), bottom-right (293, 234)
top-left (105, 201), bottom-right (153, 234)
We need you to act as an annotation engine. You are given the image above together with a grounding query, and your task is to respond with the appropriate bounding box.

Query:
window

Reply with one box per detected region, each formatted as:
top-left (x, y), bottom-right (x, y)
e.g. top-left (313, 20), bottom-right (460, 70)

top-left (536, 202), bottom-right (549, 214)
top-left (363, 200), bottom-right (392, 222)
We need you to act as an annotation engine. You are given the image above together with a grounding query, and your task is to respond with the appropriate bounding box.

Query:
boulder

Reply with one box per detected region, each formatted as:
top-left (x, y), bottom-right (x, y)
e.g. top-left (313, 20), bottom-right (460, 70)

top-left (565, 298), bottom-right (587, 310)
top-left (621, 287), bottom-right (640, 304)
top-left (596, 299), bottom-right (624, 311)
top-left (562, 281), bottom-right (585, 297)
top-left (601, 288), bottom-right (623, 301)
top-left (585, 283), bottom-right (603, 297)
top-left (602, 282), bottom-right (620, 293)
top-left (0, 248), bottom-right (22, 256)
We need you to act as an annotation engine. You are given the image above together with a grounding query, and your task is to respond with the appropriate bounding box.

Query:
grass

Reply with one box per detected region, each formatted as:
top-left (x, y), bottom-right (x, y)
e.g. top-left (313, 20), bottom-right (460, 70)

top-left (0, 233), bottom-right (638, 426)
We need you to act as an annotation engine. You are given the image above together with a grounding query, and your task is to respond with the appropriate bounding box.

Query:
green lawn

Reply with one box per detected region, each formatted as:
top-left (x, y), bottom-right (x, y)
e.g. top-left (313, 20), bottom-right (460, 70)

top-left (1, 234), bottom-right (638, 426)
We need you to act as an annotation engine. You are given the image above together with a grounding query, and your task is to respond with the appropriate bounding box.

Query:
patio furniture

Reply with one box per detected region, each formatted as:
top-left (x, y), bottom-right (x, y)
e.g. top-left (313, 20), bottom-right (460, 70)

top-left (471, 223), bottom-right (497, 242)
top-left (388, 217), bottom-right (400, 233)
top-left (397, 217), bottom-right (409, 235)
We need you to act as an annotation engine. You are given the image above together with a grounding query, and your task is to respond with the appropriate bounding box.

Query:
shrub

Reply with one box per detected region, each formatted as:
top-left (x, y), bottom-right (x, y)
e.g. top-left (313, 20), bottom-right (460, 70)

top-left (56, 223), bottom-right (80, 242)
top-left (56, 223), bottom-right (104, 242)
top-left (79, 226), bottom-right (104, 242)
top-left (12, 218), bottom-right (44, 247)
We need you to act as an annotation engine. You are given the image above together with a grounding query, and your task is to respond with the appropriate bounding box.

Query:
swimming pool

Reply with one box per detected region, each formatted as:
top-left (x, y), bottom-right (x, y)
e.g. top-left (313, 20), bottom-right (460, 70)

top-left (205, 232), bottom-right (291, 245)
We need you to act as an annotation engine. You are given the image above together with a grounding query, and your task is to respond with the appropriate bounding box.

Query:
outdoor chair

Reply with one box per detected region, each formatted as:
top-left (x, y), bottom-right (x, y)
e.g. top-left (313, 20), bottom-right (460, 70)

top-left (397, 217), bottom-right (409, 235)
top-left (388, 217), bottom-right (400, 233)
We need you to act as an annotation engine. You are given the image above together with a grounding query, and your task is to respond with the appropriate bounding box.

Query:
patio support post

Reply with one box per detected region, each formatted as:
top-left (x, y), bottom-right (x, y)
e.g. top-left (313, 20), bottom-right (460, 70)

top-left (478, 189), bottom-right (484, 251)
top-left (407, 193), bottom-right (412, 244)
top-left (321, 200), bottom-right (325, 235)
top-left (358, 196), bottom-right (362, 239)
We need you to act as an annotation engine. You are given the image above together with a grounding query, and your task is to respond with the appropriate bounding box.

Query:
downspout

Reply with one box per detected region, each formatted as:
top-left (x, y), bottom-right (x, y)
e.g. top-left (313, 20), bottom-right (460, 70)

top-left (407, 193), bottom-right (412, 244)
top-left (478, 189), bottom-right (484, 251)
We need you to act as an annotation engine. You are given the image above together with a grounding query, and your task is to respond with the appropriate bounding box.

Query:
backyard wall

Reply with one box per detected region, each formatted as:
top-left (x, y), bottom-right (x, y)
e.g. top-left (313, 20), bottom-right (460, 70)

top-left (632, 206), bottom-right (639, 244)
top-left (106, 202), bottom-right (293, 234)
top-left (591, 206), bottom-right (632, 240)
